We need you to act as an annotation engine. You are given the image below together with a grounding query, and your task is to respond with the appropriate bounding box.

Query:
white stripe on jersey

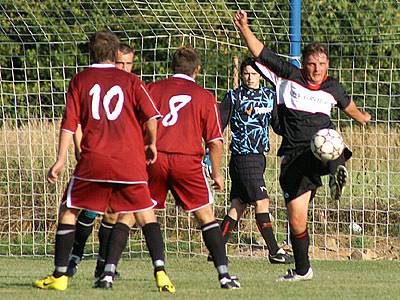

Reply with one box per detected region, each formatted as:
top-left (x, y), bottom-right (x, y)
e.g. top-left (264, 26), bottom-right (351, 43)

top-left (61, 128), bottom-right (75, 134)
top-left (213, 103), bottom-right (223, 137)
top-left (255, 61), bottom-right (337, 116)
top-left (140, 84), bottom-right (161, 116)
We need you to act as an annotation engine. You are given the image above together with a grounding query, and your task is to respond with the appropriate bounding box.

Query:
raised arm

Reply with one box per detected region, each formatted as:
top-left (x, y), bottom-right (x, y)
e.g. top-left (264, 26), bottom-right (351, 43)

top-left (234, 10), bottom-right (264, 58)
top-left (342, 100), bottom-right (371, 125)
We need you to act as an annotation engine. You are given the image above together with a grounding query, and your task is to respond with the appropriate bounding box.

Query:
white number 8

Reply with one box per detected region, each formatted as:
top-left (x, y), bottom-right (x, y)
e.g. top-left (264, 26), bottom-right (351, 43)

top-left (90, 84), bottom-right (124, 120)
top-left (162, 95), bottom-right (192, 127)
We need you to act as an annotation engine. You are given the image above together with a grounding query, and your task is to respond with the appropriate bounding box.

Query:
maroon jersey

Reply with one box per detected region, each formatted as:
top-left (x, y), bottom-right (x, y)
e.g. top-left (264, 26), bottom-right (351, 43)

top-left (147, 74), bottom-right (223, 156)
top-left (61, 64), bottom-right (161, 183)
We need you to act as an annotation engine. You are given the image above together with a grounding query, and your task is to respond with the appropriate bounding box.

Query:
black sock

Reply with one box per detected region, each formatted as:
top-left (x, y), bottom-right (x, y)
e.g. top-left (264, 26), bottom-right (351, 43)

top-left (142, 222), bottom-right (165, 272)
top-left (328, 153), bottom-right (346, 175)
top-left (105, 222), bottom-right (130, 267)
top-left (290, 230), bottom-right (310, 275)
top-left (201, 221), bottom-right (228, 278)
top-left (53, 223), bottom-right (75, 277)
top-left (220, 215), bottom-right (238, 245)
top-left (256, 213), bottom-right (279, 255)
top-left (98, 220), bottom-right (114, 261)
top-left (70, 211), bottom-right (96, 261)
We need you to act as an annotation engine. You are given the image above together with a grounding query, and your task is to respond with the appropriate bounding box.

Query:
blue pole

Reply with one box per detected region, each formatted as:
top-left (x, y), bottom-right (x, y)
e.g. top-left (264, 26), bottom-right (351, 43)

top-left (290, 0), bottom-right (302, 68)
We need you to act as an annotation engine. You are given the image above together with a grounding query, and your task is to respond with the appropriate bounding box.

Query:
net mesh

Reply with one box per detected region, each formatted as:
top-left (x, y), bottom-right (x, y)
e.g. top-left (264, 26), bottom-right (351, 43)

top-left (0, 0), bottom-right (399, 259)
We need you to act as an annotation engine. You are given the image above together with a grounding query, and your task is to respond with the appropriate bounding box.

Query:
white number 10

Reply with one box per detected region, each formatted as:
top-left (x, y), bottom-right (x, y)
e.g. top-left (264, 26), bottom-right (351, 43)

top-left (90, 84), bottom-right (125, 120)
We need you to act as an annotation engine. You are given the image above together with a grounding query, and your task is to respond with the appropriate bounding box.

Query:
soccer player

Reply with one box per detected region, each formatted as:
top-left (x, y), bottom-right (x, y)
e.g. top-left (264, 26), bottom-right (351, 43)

top-left (67, 43), bottom-right (136, 279)
top-left (33, 31), bottom-right (175, 293)
top-left (216, 57), bottom-right (294, 264)
top-left (234, 10), bottom-right (371, 281)
top-left (146, 46), bottom-right (240, 289)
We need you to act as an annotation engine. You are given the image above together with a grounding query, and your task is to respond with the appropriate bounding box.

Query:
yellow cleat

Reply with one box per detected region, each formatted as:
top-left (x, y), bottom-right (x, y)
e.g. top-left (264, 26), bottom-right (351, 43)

top-left (155, 270), bottom-right (176, 294)
top-left (33, 275), bottom-right (68, 291)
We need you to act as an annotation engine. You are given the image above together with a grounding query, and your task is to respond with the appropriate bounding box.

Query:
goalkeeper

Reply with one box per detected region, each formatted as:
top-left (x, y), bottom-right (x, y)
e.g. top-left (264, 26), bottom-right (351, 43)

top-left (234, 10), bottom-right (371, 281)
top-left (214, 57), bottom-right (294, 265)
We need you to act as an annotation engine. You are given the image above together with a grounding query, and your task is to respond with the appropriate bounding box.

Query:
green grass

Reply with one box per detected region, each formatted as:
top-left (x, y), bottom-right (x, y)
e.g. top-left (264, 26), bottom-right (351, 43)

top-left (1, 256), bottom-right (399, 300)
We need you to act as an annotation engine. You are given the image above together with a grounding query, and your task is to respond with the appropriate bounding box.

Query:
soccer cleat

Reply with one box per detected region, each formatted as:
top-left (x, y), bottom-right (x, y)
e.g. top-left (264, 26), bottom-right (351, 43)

top-left (220, 276), bottom-right (241, 289)
top-left (94, 261), bottom-right (121, 280)
top-left (93, 275), bottom-right (113, 289)
top-left (277, 268), bottom-right (313, 282)
top-left (155, 270), bottom-right (176, 294)
top-left (268, 248), bottom-right (295, 264)
top-left (33, 275), bottom-right (68, 291)
top-left (330, 165), bottom-right (348, 201)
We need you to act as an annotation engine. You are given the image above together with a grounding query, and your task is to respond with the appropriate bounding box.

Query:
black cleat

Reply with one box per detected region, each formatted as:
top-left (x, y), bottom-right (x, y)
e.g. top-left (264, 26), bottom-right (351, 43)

top-left (269, 248), bottom-right (295, 264)
top-left (94, 261), bottom-right (121, 280)
top-left (220, 276), bottom-right (240, 289)
top-left (330, 165), bottom-right (348, 201)
top-left (93, 275), bottom-right (113, 289)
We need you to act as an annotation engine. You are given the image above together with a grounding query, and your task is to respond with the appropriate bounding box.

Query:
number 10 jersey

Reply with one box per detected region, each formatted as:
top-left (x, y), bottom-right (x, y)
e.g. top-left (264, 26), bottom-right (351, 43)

top-left (61, 64), bottom-right (161, 183)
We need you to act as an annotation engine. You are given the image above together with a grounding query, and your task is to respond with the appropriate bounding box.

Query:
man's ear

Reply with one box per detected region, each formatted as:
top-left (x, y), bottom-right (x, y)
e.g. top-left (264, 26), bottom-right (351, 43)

top-left (192, 65), bottom-right (201, 78)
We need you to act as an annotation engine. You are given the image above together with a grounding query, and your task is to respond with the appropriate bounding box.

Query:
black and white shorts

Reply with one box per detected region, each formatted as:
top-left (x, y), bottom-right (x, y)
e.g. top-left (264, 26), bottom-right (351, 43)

top-left (279, 147), bottom-right (352, 204)
top-left (229, 154), bottom-right (269, 204)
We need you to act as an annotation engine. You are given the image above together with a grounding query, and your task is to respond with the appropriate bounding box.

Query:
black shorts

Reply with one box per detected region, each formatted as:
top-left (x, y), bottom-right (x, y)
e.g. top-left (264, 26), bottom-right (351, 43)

top-left (229, 154), bottom-right (269, 204)
top-left (279, 147), bottom-right (352, 204)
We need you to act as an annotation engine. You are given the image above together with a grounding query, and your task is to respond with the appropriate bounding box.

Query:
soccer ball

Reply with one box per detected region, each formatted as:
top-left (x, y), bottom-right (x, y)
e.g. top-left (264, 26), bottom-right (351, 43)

top-left (311, 128), bottom-right (345, 162)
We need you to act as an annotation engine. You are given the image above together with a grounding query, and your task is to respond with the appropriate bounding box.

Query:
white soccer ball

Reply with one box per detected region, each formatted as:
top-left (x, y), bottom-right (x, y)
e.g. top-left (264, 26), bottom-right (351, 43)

top-left (311, 128), bottom-right (345, 162)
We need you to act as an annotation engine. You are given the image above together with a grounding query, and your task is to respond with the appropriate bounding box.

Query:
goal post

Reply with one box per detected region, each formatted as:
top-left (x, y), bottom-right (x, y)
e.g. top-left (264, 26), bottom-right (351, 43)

top-left (0, 1), bottom-right (399, 260)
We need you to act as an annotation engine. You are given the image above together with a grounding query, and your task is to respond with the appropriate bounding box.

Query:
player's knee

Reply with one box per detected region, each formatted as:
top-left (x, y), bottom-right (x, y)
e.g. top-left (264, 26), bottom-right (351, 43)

top-left (254, 198), bottom-right (270, 212)
top-left (103, 212), bottom-right (118, 224)
top-left (289, 218), bottom-right (307, 234)
top-left (194, 205), bottom-right (215, 225)
top-left (133, 210), bottom-right (156, 227)
top-left (60, 207), bottom-right (80, 224)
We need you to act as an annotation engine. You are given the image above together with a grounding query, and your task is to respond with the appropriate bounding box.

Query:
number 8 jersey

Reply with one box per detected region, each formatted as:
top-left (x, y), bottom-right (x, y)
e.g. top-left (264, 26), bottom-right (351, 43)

top-left (61, 64), bottom-right (161, 183)
top-left (146, 74), bottom-right (223, 156)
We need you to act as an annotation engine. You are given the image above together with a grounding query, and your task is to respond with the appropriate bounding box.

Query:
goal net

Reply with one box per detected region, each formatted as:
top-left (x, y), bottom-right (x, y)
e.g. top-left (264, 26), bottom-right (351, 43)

top-left (0, 1), bottom-right (399, 260)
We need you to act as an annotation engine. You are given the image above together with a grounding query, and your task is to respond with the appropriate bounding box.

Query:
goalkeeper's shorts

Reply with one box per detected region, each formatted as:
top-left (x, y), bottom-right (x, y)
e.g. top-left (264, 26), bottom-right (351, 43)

top-left (229, 154), bottom-right (269, 204)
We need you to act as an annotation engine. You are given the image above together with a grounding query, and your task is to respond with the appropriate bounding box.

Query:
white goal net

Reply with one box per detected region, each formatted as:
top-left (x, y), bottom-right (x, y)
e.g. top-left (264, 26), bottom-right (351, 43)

top-left (0, 1), bottom-right (399, 260)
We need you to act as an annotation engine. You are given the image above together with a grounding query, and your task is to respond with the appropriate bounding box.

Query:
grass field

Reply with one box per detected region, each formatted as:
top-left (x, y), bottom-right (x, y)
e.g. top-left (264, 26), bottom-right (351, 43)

top-left (1, 256), bottom-right (399, 300)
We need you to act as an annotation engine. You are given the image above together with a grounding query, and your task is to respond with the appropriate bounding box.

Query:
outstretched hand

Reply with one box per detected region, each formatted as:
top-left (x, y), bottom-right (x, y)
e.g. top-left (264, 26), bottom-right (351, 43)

top-left (360, 111), bottom-right (371, 125)
top-left (234, 10), bottom-right (249, 30)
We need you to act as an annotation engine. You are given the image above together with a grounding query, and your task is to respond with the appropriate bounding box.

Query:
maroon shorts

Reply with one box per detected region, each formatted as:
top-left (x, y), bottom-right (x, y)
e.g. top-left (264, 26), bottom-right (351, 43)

top-left (62, 176), bottom-right (155, 213)
top-left (147, 152), bottom-right (213, 212)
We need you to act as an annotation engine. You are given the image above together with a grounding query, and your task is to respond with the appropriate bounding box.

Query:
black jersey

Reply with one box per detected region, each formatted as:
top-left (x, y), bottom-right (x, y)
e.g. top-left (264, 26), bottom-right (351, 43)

top-left (254, 47), bottom-right (350, 156)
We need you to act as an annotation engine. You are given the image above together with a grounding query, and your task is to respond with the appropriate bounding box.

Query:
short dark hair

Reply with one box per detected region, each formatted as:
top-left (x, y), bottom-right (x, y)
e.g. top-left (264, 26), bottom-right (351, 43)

top-left (240, 57), bottom-right (256, 75)
top-left (171, 46), bottom-right (201, 76)
top-left (89, 31), bottom-right (120, 63)
top-left (302, 42), bottom-right (329, 61)
top-left (119, 43), bottom-right (134, 55)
